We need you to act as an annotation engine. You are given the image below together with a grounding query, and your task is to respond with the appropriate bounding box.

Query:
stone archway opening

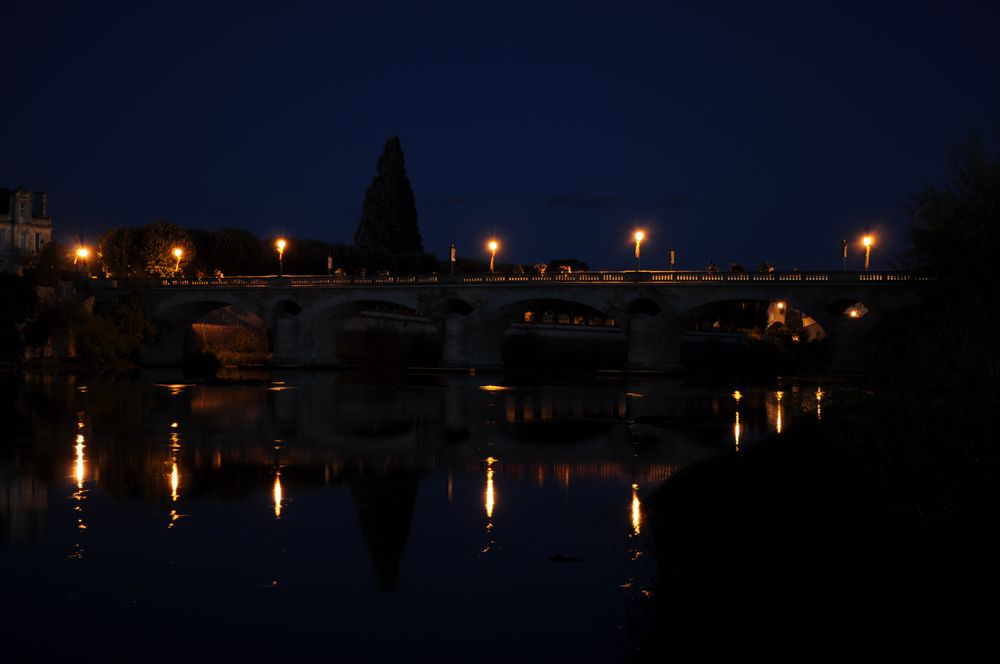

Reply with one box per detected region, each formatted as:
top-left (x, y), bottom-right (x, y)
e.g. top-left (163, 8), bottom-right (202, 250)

top-left (145, 299), bottom-right (270, 371)
top-left (828, 298), bottom-right (870, 321)
top-left (187, 304), bottom-right (269, 367)
top-left (680, 298), bottom-right (830, 374)
top-left (497, 298), bottom-right (625, 370)
top-left (308, 300), bottom-right (442, 367)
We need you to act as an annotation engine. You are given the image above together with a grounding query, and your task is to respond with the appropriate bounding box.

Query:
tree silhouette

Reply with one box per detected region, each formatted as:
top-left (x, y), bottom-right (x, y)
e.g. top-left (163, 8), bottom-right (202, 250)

top-left (907, 133), bottom-right (1000, 287)
top-left (354, 136), bottom-right (424, 266)
top-left (140, 221), bottom-right (195, 277)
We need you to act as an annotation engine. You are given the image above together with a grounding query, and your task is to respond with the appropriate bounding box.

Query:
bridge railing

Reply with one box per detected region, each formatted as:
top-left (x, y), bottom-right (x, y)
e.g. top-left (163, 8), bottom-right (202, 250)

top-left (141, 271), bottom-right (927, 288)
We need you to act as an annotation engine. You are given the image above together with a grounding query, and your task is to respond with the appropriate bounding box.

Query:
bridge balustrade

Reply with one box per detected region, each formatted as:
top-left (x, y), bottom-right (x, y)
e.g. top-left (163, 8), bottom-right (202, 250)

top-left (142, 271), bottom-right (923, 288)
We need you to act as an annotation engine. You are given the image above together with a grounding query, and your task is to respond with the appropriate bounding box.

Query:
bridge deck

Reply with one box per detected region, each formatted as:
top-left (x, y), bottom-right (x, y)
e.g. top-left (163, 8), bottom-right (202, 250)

top-left (135, 270), bottom-right (926, 289)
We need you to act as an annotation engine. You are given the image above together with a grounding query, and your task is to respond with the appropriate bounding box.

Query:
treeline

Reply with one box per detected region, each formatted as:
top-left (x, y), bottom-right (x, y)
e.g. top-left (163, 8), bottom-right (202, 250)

top-left (95, 221), bottom-right (360, 278)
top-left (91, 220), bottom-right (590, 278)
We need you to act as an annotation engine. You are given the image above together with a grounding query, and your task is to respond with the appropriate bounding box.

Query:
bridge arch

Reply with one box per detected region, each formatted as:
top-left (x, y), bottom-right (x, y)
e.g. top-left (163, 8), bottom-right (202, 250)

top-left (297, 297), bottom-right (437, 367)
top-left (464, 296), bottom-right (624, 369)
top-left (145, 296), bottom-right (270, 366)
top-left (625, 298), bottom-right (663, 317)
top-left (132, 273), bottom-right (927, 372)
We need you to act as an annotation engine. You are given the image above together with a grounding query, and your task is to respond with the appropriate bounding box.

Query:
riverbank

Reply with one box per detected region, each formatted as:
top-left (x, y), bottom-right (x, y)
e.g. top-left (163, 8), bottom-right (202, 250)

top-left (640, 385), bottom-right (998, 656)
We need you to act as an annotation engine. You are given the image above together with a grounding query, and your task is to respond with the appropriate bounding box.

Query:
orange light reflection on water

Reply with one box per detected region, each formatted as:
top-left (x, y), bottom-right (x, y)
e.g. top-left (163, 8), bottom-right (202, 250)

top-left (273, 472), bottom-right (283, 518)
top-left (170, 462), bottom-right (179, 502)
top-left (631, 483), bottom-right (641, 535)
top-left (485, 457), bottom-right (496, 519)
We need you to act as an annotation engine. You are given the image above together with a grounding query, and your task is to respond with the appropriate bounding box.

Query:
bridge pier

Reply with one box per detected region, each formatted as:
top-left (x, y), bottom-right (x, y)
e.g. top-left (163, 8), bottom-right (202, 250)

top-left (440, 314), bottom-right (469, 368)
top-left (626, 314), bottom-right (655, 370)
top-left (132, 271), bottom-right (922, 373)
top-left (827, 315), bottom-right (876, 373)
top-left (141, 321), bottom-right (188, 366)
top-left (271, 313), bottom-right (301, 365)
top-left (626, 313), bottom-right (685, 373)
top-left (463, 316), bottom-right (506, 371)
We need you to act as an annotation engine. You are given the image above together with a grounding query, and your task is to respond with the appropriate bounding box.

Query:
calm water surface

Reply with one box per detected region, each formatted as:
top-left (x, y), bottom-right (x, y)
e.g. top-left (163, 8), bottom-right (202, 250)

top-left (0, 371), bottom-right (822, 660)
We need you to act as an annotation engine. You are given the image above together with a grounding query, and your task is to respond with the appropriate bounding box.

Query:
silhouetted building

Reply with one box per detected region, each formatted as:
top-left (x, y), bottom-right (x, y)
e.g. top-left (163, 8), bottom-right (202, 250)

top-left (0, 188), bottom-right (52, 273)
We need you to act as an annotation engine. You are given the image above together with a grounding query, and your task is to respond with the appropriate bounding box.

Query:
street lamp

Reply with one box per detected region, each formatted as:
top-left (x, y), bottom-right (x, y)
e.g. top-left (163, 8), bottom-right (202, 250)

top-left (633, 230), bottom-right (645, 271)
top-left (487, 240), bottom-right (498, 273)
top-left (862, 235), bottom-right (874, 271)
top-left (172, 247), bottom-right (183, 275)
top-left (74, 246), bottom-right (91, 278)
top-left (276, 239), bottom-right (287, 276)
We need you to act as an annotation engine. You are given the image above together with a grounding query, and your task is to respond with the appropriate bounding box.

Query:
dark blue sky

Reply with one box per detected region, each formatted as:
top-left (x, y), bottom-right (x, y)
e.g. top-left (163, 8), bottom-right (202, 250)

top-left (3, 0), bottom-right (998, 270)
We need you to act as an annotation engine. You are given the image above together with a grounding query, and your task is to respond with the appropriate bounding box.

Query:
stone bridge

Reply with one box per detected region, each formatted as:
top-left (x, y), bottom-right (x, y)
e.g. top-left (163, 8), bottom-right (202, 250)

top-left (97, 271), bottom-right (927, 372)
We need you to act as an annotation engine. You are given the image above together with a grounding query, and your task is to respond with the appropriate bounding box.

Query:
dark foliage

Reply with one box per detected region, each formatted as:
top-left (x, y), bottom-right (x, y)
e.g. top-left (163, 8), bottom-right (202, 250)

top-left (0, 274), bottom-right (38, 363)
top-left (141, 221), bottom-right (195, 277)
top-left (97, 226), bottom-right (143, 278)
top-left (547, 258), bottom-right (589, 272)
top-left (354, 136), bottom-right (424, 269)
top-left (26, 241), bottom-right (82, 287)
top-left (872, 134), bottom-right (1000, 385)
top-left (907, 134), bottom-right (1000, 287)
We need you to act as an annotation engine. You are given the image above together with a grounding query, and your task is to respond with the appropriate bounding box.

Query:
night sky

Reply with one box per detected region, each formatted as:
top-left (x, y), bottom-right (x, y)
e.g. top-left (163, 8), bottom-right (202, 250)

top-left (3, 0), bottom-right (999, 271)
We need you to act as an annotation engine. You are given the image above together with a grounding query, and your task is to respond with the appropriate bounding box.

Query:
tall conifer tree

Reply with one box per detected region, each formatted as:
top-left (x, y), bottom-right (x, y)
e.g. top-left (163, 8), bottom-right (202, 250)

top-left (354, 136), bottom-right (424, 257)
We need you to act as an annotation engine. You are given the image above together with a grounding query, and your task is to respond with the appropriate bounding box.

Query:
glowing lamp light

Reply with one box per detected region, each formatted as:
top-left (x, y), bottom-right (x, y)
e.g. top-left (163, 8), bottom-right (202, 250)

top-left (863, 235), bottom-right (873, 248)
top-left (487, 240), bottom-right (499, 273)
top-left (633, 230), bottom-right (645, 270)
top-left (276, 239), bottom-right (288, 276)
top-left (776, 301), bottom-right (786, 311)
top-left (170, 247), bottom-right (184, 275)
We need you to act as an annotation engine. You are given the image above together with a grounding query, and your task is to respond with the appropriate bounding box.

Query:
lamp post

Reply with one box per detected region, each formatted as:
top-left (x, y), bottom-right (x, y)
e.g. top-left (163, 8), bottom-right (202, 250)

top-left (74, 246), bottom-right (90, 277)
top-left (633, 230), bottom-right (645, 271)
top-left (862, 235), bottom-right (873, 271)
top-left (276, 239), bottom-right (287, 276)
top-left (172, 247), bottom-right (183, 275)
top-left (488, 240), bottom-right (498, 273)
top-left (669, 247), bottom-right (676, 271)
top-left (842, 239), bottom-right (848, 271)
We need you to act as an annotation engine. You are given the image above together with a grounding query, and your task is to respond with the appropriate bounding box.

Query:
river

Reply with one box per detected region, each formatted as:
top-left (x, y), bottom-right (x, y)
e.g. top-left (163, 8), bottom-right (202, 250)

top-left (0, 371), bottom-right (822, 660)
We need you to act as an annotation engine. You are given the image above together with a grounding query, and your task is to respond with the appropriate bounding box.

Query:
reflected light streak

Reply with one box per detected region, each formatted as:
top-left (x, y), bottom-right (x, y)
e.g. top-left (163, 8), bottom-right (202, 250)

top-left (74, 437), bottom-right (85, 488)
top-left (170, 462), bottom-right (179, 502)
top-left (734, 411), bottom-right (741, 451)
top-left (733, 390), bottom-right (742, 451)
top-left (776, 391), bottom-right (784, 435)
top-left (479, 385), bottom-right (508, 392)
top-left (485, 457), bottom-right (496, 520)
top-left (816, 386), bottom-right (824, 420)
top-left (273, 472), bottom-right (283, 518)
top-left (71, 431), bottom-right (88, 545)
top-left (631, 483), bottom-right (641, 535)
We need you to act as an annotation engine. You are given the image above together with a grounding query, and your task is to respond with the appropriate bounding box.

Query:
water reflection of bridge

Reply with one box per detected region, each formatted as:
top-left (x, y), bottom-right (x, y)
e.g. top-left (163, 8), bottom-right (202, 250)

top-left (2, 375), bottom-right (824, 591)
